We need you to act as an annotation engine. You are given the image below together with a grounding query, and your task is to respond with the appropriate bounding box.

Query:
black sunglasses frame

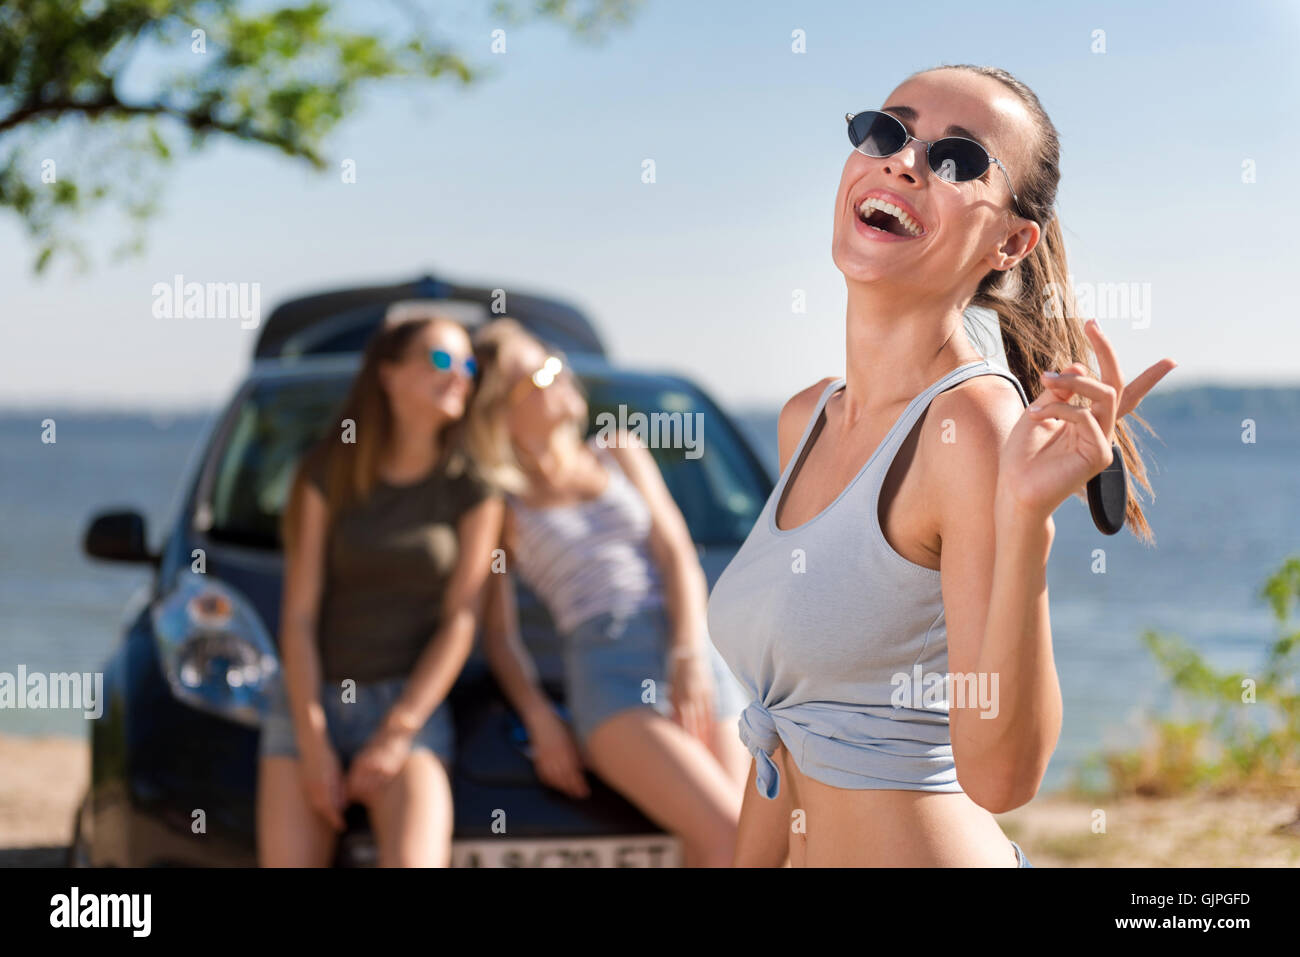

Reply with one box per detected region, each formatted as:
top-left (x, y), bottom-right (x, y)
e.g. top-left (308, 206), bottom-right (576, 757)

top-left (845, 110), bottom-right (1026, 219)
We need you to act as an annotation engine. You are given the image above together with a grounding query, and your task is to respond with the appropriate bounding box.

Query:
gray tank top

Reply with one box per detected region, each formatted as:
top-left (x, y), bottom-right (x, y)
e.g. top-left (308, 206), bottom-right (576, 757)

top-left (707, 359), bottom-right (1029, 799)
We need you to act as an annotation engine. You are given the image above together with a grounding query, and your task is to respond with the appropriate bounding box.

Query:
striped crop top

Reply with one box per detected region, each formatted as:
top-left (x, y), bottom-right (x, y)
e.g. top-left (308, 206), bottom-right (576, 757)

top-left (707, 359), bottom-right (1029, 800)
top-left (507, 437), bottom-right (665, 636)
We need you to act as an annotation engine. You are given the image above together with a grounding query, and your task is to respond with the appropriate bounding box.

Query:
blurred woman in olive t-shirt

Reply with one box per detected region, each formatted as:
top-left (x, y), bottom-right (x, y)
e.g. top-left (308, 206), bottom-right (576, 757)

top-left (257, 312), bottom-right (503, 867)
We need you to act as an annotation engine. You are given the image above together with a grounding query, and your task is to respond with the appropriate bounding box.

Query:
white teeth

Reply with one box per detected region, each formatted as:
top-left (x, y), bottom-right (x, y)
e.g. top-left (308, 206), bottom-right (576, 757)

top-left (857, 197), bottom-right (924, 237)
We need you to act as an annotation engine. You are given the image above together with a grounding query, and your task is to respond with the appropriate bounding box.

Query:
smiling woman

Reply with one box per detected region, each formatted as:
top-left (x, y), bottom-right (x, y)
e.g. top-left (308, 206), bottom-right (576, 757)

top-left (257, 310), bottom-right (505, 869)
top-left (707, 64), bottom-right (1177, 868)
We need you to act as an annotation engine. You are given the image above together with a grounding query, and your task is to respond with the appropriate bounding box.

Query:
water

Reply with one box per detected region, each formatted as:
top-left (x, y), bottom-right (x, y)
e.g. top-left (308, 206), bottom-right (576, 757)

top-left (2, 389), bottom-right (1297, 793)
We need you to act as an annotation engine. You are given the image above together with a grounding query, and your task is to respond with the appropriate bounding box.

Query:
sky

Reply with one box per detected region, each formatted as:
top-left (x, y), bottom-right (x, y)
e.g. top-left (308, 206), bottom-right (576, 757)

top-left (1, 0), bottom-right (1297, 412)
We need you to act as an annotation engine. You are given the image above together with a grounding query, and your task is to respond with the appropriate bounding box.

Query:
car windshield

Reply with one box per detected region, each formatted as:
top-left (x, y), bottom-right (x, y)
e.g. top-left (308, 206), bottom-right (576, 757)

top-left (203, 371), bottom-right (771, 549)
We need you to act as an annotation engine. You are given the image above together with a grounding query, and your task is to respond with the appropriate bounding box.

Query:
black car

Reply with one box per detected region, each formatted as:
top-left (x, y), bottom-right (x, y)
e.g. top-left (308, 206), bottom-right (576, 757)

top-left (73, 275), bottom-right (773, 866)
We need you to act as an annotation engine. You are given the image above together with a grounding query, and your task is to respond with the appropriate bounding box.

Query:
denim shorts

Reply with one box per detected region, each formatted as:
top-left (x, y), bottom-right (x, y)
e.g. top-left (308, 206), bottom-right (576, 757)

top-left (564, 603), bottom-right (749, 745)
top-left (259, 674), bottom-right (455, 769)
top-left (1009, 840), bottom-right (1034, 868)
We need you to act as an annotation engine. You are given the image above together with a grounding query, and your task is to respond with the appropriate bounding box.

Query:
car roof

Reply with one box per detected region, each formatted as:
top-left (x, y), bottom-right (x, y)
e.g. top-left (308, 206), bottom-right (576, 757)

top-left (253, 274), bottom-right (607, 360)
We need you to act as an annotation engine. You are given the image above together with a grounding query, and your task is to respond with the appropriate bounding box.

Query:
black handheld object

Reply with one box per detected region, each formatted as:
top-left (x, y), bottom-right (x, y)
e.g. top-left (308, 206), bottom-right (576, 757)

top-left (1086, 441), bottom-right (1127, 535)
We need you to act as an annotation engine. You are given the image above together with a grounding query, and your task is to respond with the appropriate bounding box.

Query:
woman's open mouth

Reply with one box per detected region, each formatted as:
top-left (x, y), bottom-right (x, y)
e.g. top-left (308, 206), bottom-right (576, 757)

top-left (854, 196), bottom-right (926, 240)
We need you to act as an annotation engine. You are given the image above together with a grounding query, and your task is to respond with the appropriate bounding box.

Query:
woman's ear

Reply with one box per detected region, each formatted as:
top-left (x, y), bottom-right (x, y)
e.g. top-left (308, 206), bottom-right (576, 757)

top-left (988, 219), bottom-right (1041, 272)
top-left (1008, 219), bottom-right (1041, 268)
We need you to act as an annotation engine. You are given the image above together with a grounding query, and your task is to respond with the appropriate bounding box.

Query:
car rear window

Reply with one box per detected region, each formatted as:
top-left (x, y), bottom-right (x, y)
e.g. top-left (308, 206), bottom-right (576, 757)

top-left (203, 373), bottom-right (771, 549)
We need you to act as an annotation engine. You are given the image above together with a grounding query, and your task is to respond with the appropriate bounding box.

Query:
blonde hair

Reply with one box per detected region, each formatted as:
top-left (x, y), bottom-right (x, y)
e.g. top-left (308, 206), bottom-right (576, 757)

top-left (464, 317), bottom-right (586, 496)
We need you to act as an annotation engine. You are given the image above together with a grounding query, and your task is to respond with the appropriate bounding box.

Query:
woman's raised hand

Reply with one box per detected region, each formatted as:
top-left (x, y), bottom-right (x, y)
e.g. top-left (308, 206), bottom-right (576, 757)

top-left (998, 319), bottom-right (1176, 521)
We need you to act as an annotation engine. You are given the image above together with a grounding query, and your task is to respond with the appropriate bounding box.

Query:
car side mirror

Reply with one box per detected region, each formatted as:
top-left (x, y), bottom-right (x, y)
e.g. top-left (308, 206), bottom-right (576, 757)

top-left (84, 510), bottom-right (155, 565)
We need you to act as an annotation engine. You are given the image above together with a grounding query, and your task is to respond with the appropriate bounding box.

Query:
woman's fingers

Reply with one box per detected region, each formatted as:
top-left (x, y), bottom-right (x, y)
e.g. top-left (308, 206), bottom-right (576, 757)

top-left (1080, 319), bottom-right (1178, 419)
top-left (562, 761), bottom-right (590, 798)
top-left (558, 736), bottom-right (591, 796)
top-left (539, 756), bottom-right (565, 792)
top-left (1084, 320), bottom-right (1124, 398)
top-left (1027, 401), bottom-right (1110, 456)
top-left (1040, 361), bottom-right (1087, 402)
top-left (1039, 371), bottom-right (1118, 439)
top-left (539, 749), bottom-right (587, 797)
top-left (318, 792), bottom-right (345, 831)
top-left (1118, 358), bottom-right (1178, 419)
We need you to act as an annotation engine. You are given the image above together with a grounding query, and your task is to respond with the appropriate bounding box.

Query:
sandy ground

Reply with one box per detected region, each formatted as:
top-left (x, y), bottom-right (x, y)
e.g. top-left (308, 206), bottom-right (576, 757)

top-left (3, 732), bottom-right (1299, 867)
top-left (0, 735), bottom-right (89, 867)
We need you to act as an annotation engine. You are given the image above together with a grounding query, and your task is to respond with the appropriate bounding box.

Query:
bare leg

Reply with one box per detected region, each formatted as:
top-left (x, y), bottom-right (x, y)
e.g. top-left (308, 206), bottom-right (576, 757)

top-left (366, 749), bottom-right (454, 868)
top-left (256, 756), bottom-right (338, 867)
top-left (581, 708), bottom-right (742, 868)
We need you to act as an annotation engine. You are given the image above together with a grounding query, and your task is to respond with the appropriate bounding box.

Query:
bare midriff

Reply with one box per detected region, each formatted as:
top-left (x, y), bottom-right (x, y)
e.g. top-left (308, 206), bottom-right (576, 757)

top-left (772, 742), bottom-right (1021, 867)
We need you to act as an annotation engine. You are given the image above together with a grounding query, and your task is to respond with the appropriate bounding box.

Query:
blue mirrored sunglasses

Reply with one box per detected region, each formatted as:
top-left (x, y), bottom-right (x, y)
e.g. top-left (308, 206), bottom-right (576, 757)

top-left (430, 348), bottom-right (478, 378)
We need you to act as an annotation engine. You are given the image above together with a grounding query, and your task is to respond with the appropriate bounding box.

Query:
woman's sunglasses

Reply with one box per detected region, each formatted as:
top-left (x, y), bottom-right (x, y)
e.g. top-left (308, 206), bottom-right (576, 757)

top-left (845, 110), bottom-right (1025, 218)
top-left (509, 355), bottom-right (566, 404)
top-left (430, 348), bottom-right (478, 378)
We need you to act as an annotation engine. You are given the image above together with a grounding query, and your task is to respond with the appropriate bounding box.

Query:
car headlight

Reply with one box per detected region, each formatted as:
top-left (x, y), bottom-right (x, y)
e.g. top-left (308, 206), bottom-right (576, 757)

top-left (150, 574), bottom-right (278, 727)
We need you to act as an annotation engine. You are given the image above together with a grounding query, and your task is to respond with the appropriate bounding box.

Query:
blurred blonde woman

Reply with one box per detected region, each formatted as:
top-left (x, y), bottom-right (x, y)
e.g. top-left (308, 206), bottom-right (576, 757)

top-left (257, 312), bottom-right (503, 867)
top-left (466, 318), bottom-right (750, 867)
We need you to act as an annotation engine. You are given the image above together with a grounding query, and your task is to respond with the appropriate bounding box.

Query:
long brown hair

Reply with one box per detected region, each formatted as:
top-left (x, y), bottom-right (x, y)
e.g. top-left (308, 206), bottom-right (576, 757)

top-left (919, 64), bottom-right (1159, 544)
top-left (283, 312), bottom-right (472, 544)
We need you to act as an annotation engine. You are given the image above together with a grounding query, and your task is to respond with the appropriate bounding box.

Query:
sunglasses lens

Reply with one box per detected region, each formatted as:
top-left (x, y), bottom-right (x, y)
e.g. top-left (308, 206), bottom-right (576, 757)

top-left (927, 139), bottom-right (989, 183)
top-left (530, 356), bottom-right (564, 389)
top-left (847, 111), bottom-right (906, 156)
top-left (464, 357), bottom-right (478, 378)
top-left (431, 349), bottom-right (451, 370)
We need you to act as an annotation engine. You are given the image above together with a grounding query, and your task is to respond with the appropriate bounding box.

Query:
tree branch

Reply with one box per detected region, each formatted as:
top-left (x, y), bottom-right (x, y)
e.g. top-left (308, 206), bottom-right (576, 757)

top-left (0, 95), bottom-right (324, 166)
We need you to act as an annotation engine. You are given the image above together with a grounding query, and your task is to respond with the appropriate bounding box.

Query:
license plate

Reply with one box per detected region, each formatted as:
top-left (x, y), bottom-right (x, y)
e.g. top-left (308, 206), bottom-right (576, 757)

top-left (451, 835), bottom-right (682, 867)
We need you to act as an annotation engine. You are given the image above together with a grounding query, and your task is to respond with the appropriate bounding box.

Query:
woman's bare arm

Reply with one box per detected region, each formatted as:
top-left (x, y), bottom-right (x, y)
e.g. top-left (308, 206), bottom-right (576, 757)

top-left (479, 510), bottom-right (553, 724)
top-left (928, 380), bottom-right (1060, 813)
top-left (385, 495), bottom-right (505, 731)
top-left (479, 508), bottom-right (591, 798)
top-left (278, 473), bottom-right (331, 744)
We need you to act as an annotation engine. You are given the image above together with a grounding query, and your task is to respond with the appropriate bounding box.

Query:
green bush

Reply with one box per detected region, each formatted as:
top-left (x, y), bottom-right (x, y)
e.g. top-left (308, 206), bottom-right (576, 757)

top-left (1071, 557), bottom-right (1300, 798)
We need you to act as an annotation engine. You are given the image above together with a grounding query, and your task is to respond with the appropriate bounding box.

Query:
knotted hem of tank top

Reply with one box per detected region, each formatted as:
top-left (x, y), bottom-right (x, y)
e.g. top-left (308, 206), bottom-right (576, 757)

top-left (738, 701), bottom-right (784, 800)
top-left (738, 700), bottom-right (961, 800)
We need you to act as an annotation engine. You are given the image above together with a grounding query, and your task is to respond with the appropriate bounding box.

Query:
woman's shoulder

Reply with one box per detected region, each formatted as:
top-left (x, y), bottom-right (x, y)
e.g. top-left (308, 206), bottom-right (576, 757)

top-left (778, 376), bottom-right (841, 467)
top-left (441, 448), bottom-right (502, 510)
top-left (920, 373), bottom-right (1026, 508)
top-left (927, 371), bottom-right (1025, 443)
top-left (296, 439), bottom-right (333, 495)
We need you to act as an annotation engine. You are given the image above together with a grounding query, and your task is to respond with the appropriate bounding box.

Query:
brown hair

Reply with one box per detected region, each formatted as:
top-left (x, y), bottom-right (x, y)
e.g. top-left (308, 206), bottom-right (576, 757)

top-left (918, 64), bottom-right (1159, 544)
top-left (463, 317), bottom-right (586, 496)
top-left (283, 311), bottom-right (472, 544)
